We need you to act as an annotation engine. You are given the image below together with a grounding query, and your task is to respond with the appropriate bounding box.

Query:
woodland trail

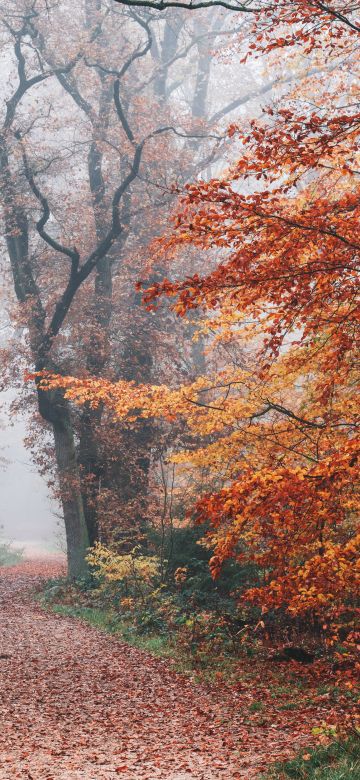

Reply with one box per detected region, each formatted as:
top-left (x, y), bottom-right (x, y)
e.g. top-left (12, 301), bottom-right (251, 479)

top-left (0, 561), bottom-right (311, 780)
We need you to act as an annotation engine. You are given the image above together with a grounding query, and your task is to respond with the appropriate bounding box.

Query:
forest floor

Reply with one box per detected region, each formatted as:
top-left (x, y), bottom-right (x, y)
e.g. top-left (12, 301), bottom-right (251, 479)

top-left (0, 560), bottom-right (356, 780)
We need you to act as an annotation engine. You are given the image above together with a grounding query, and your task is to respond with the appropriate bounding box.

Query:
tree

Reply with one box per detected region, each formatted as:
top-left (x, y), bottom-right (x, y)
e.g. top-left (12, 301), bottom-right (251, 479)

top-left (1, 1), bottom-right (166, 574)
top-left (43, 1), bottom-right (359, 636)
top-left (2, 0), bottom-right (270, 573)
top-left (141, 9), bottom-right (360, 631)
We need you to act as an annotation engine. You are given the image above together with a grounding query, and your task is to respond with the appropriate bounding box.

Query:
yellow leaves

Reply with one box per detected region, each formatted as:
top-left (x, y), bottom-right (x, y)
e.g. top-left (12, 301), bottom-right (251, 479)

top-left (86, 543), bottom-right (160, 586)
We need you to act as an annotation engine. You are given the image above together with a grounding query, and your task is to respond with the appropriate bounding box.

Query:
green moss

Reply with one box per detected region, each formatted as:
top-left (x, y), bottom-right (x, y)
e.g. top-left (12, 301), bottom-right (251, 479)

top-left (279, 702), bottom-right (299, 711)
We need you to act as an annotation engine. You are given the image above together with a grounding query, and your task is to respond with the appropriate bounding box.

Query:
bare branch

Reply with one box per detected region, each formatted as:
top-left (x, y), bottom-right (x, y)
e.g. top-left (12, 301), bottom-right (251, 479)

top-left (85, 13), bottom-right (153, 80)
top-left (18, 134), bottom-right (80, 264)
top-left (112, 0), bottom-right (260, 12)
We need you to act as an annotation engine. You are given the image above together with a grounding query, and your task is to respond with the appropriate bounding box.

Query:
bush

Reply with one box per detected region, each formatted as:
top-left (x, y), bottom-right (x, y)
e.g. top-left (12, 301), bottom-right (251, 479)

top-left (86, 542), bottom-right (161, 605)
top-left (80, 537), bottom-right (260, 660)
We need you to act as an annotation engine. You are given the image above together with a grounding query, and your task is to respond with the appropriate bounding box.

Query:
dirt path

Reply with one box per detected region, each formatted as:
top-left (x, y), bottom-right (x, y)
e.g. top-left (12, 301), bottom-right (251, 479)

top-left (0, 561), bottom-right (311, 780)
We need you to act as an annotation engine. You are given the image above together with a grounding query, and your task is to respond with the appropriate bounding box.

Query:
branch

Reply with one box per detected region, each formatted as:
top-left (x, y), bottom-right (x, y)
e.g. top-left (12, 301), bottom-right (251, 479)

top-left (113, 0), bottom-right (260, 11)
top-left (43, 136), bottom-right (147, 346)
top-left (25, 6), bottom-right (109, 122)
top-left (19, 135), bottom-right (80, 264)
top-left (316, 1), bottom-right (360, 33)
top-left (115, 81), bottom-right (226, 144)
top-left (112, 0), bottom-right (360, 34)
top-left (114, 80), bottom-right (135, 142)
top-left (56, 72), bottom-right (94, 119)
top-left (85, 13), bottom-right (153, 80)
top-left (250, 401), bottom-right (326, 429)
top-left (184, 396), bottom-right (225, 411)
top-left (43, 108), bottom-right (224, 348)
top-left (253, 208), bottom-right (360, 251)
top-left (149, 125), bottom-right (225, 141)
top-left (3, 23), bottom-right (83, 130)
top-left (210, 59), bottom-right (347, 125)
top-left (134, 22), bottom-right (245, 95)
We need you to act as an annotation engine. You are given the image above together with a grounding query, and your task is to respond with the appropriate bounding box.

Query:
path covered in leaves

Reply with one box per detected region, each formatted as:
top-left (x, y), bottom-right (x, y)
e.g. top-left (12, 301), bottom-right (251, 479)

top-left (0, 561), bottom-right (334, 779)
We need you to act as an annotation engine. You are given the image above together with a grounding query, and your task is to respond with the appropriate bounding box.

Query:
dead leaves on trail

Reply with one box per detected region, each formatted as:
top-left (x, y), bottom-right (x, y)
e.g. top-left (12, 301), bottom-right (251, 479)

top-left (0, 561), bottom-right (354, 779)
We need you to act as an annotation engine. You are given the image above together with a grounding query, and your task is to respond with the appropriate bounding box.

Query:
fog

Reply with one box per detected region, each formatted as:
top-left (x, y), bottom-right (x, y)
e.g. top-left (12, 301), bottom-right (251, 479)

top-left (0, 390), bottom-right (62, 552)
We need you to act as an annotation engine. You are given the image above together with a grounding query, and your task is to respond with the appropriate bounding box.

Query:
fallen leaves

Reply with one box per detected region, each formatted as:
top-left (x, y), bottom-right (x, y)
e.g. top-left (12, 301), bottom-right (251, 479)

top-left (0, 560), bottom-right (356, 779)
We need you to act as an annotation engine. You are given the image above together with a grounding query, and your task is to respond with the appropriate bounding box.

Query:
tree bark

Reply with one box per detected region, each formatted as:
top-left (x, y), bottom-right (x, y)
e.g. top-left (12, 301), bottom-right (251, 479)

top-left (53, 416), bottom-right (89, 578)
top-left (37, 384), bottom-right (90, 577)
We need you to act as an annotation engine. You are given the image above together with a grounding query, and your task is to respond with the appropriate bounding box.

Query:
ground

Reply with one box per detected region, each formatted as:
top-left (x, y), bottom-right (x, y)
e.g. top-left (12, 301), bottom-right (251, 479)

top-left (0, 561), bottom-right (352, 779)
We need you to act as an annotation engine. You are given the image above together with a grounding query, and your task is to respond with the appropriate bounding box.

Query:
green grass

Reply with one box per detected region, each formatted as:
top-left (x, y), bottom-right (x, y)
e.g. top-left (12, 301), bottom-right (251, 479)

top-left (265, 738), bottom-right (360, 779)
top-left (279, 702), bottom-right (299, 711)
top-left (51, 604), bottom-right (173, 659)
top-left (249, 701), bottom-right (264, 713)
top-left (52, 604), bottom-right (115, 631)
top-left (0, 542), bottom-right (23, 567)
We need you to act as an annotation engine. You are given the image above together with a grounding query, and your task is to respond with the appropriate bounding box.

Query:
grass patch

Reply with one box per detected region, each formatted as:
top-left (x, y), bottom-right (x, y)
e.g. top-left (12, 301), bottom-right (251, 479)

top-left (279, 702), bottom-right (299, 711)
top-left (265, 738), bottom-right (360, 779)
top-left (0, 542), bottom-right (23, 567)
top-left (51, 604), bottom-right (174, 661)
top-left (249, 701), bottom-right (264, 713)
top-left (52, 605), bottom-right (115, 632)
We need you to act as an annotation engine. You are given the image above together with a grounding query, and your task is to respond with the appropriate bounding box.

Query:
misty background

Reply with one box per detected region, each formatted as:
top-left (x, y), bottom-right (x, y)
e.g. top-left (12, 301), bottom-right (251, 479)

top-left (0, 388), bottom-right (61, 552)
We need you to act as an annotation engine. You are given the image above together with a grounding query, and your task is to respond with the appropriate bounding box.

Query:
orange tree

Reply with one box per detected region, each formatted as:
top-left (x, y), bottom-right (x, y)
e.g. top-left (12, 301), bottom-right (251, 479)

top-left (140, 93), bottom-right (359, 638)
top-left (36, 4), bottom-right (359, 643)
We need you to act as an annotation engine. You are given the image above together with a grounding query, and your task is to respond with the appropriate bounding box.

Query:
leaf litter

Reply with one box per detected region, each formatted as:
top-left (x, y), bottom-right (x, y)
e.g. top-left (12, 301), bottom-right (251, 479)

top-left (0, 561), bottom-right (352, 779)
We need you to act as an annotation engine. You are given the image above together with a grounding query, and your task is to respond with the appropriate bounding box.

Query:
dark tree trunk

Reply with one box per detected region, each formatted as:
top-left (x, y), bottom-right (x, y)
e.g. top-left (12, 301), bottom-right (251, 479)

top-left (53, 418), bottom-right (89, 578)
top-left (77, 73), bottom-right (114, 546)
top-left (78, 405), bottom-right (103, 546)
top-left (37, 385), bottom-right (90, 577)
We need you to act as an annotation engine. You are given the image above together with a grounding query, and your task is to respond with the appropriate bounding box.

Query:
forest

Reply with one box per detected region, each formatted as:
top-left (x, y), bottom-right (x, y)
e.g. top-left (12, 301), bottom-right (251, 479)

top-left (0, 0), bottom-right (359, 778)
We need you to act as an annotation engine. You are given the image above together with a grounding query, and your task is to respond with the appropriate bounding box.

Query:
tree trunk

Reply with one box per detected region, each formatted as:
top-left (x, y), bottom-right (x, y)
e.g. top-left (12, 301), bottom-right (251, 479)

top-left (78, 404), bottom-right (103, 546)
top-left (52, 416), bottom-right (89, 578)
top-left (37, 384), bottom-right (90, 578)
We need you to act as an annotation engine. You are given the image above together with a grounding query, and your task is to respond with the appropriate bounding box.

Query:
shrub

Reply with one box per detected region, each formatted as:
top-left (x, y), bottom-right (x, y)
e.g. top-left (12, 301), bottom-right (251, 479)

top-left (86, 542), bottom-right (161, 603)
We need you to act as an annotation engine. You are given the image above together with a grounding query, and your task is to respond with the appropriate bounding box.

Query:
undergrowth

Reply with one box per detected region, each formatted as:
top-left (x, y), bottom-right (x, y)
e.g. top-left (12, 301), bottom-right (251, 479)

top-left (46, 601), bottom-right (231, 679)
top-left (39, 577), bottom-right (360, 778)
top-left (38, 532), bottom-right (359, 751)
